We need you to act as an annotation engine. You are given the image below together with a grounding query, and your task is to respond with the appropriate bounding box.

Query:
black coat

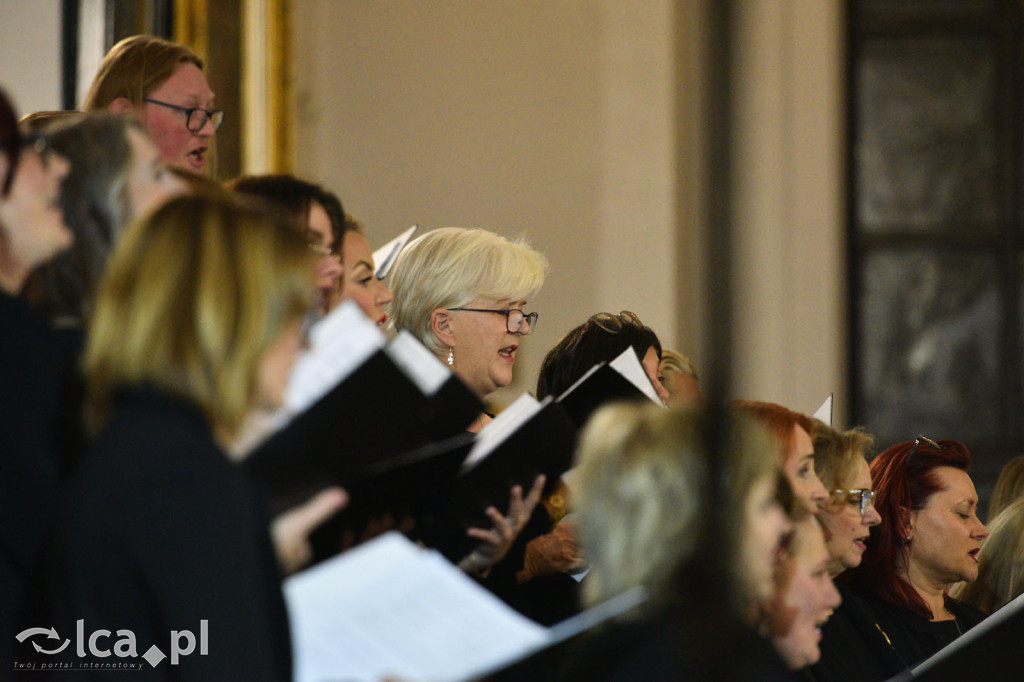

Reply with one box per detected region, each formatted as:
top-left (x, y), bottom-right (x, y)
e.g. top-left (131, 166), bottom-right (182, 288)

top-left (33, 388), bottom-right (292, 680)
top-left (557, 604), bottom-right (791, 682)
top-left (808, 582), bottom-right (987, 682)
top-left (1, 291), bottom-right (82, 667)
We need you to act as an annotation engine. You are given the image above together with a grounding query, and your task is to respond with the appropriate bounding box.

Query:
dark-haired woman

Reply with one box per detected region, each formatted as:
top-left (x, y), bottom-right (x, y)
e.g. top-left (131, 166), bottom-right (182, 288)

top-left (0, 87), bottom-right (73, 665)
top-left (844, 437), bottom-right (989, 677)
top-left (228, 173), bottom-right (346, 315)
top-left (536, 310), bottom-right (669, 404)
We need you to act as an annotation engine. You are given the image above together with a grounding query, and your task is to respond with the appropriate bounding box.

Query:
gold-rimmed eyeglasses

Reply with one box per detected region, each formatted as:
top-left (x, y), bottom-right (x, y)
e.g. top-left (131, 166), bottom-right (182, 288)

top-left (831, 488), bottom-right (876, 516)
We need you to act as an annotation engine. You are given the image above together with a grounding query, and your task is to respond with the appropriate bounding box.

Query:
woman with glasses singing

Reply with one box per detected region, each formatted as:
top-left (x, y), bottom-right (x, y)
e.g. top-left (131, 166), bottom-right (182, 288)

top-left (805, 422), bottom-right (889, 682)
top-left (812, 423), bottom-right (883, 577)
top-left (85, 35), bottom-right (221, 174)
top-left (837, 437), bottom-right (990, 679)
top-left (389, 226), bottom-right (547, 420)
top-left (388, 226), bottom-right (548, 577)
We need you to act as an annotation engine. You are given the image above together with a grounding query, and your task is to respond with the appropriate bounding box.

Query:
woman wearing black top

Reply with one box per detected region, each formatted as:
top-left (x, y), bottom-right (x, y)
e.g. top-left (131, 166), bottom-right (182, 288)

top-left (36, 195), bottom-right (315, 679)
top-left (843, 436), bottom-right (990, 678)
top-left (0, 86), bottom-right (73, 670)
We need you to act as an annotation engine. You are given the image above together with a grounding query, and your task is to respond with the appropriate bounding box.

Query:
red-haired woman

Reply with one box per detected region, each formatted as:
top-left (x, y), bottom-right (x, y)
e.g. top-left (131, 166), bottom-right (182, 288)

top-left (845, 437), bottom-right (990, 676)
top-left (731, 400), bottom-right (828, 514)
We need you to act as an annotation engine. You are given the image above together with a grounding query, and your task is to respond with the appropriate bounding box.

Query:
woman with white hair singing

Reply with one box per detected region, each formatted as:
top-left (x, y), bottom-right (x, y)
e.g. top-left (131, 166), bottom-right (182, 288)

top-left (388, 226), bottom-right (549, 578)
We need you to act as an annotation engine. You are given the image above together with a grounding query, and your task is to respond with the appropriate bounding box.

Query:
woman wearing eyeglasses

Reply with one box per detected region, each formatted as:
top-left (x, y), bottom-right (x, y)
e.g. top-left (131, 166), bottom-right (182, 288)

top-left (389, 226), bottom-right (547, 422)
top-left (388, 226), bottom-right (548, 576)
top-left (804, 422), bottom-right (889, 681)
top-left (811, 423), bottom-right (883, 577)
top-left (837, 437), bottom-right (990, 678)
top-left (85, 35), bottom-right (221, 174)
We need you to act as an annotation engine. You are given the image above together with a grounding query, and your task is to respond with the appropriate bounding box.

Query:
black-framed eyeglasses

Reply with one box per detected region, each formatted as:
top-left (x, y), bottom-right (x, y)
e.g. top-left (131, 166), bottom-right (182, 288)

top-left (587, 310), bottom-right (644, 334)
top-left (143, 98), bottom-right (224, 132)
top-left (446, 307), bottom-right (539, 334)
top-left (906, 434), bottom-right (941, 468)
top-left (832, 488), bottom-right (876, 516)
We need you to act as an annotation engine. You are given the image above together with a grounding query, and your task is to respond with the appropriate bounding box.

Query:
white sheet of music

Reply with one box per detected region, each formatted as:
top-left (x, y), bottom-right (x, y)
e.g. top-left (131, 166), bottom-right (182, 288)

top-left (372, 224), bottom-right (418, 279)
top-left (460, 392), bottom-right (548, 472)
top-left (285, 532), bottom-right (549, 682)
top-left (385, 330), bottom-right (450, 396)
top-left (609, 347), bottom-right (663, 405)
top-left (284, 300), bottom-right (385, 414)
top-left (812, 393), bottom-right (834, 425)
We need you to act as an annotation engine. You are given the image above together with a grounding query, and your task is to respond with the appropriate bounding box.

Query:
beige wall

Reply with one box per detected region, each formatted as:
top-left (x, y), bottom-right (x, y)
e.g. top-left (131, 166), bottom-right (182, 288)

top-left (292, 0), bottom-right (845, 416)
top-left (0, 0), bottom-right (845, 417)
top-left (292, 0), bottom-right (690, 407)
top-left (0, 0), bottom-right (62, 114)
top-left (731, 0), bottom-right (846, 418)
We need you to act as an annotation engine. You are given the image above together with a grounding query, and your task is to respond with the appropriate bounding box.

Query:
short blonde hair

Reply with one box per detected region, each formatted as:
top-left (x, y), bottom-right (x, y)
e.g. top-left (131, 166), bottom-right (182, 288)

top-left (950, 497), bottom-right (1024, 612)
top-left (574, 403), bottom-right (777, 614)
top-left (84, 35), bottom-right (204, 111)
top-left (811, 420), bottom-right (875, 513)
top-left (83, 194), bottom-right (314, 439)
top-left (387, 227), bottom-right (548, 355)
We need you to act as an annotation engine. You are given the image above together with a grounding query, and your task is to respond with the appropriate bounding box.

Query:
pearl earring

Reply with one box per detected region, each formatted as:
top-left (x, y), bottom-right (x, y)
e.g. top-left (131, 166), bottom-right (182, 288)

top-left (447, 347), bottom-right (454, 367)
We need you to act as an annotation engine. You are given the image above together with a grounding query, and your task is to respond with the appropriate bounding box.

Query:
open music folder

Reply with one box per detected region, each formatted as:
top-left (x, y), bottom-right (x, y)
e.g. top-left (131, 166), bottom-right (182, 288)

top-left (555, 346), bottom-right (664, 429)
top-left (457, 393), bottom-right (578, 524)
top-left (242, 302), bottom-right (481, 516)
top-left (284, 531), bottom-right (647, 682)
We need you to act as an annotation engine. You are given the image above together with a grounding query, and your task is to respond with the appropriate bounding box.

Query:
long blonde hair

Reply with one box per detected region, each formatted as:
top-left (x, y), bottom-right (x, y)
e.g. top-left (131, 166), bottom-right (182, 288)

top-left (951, 497), bottom-right (1024, 613)
top-left (83, 194), bottom-right (313, 439)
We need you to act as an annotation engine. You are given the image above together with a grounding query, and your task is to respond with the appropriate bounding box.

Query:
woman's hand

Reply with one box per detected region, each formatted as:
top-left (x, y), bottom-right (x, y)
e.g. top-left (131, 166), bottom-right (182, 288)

top-left (271, 487), bottom-right (348, 575)
top-left (516, 522), bottom-right (585, 584)
top-left (459, 474), bottom-right (545, 577)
